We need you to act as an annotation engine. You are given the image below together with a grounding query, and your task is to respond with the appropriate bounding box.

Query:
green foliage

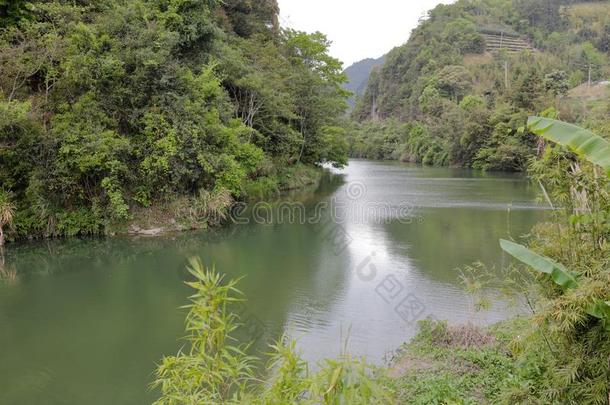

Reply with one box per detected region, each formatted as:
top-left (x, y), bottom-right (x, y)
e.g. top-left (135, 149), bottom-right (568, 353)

top-left (510, 204), bottom-right (609, 398)
top-left (0, 0), bottom-right (33, 27)
top-left (543, 70), bottom-right (569, 97)
top-left (0, 100), bottom-right (41, 193)
top-left (282, 29), bottom-right (349, 167)
top-left (350, 0), bottom-right (610, 172)
top-left (528, 116), bottom-right (610, 176)
top-left (55, 208), bottom-right (103, 237)
top-left (0, 189), bottom-right (15, 245)
top-left (0, 0), bottom-right (349, 241)
top-left (153, 258), bottom-right (257, 404)
top-left (442, 18), bottom-right (486, 54)
top-left (243, 176), bottom-right (279, 201)
top-left (347, 120), bottom-right (410, 161)
top-left (486, 119), bottom-right (610, 403)
top-left (388, 319), bottom-right (529, 404)
top-left (219, 0), bottom-right (279, 38)
top-left (51, 94), bottom-right (130, 219)
top-left (459, 95), bottom-right (484, 111)
top-left (153, 259), bottom-right (391, 404)
top-left (500, 239), bottom-right (578, 289)
top-left (276, 164), bottom-right (322, 192)
top-left (436, 65), bottom-right (473, 102)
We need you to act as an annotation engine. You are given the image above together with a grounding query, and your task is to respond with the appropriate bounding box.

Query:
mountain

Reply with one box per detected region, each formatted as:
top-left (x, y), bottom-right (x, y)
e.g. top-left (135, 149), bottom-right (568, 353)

top-left (343, 56), bottom-right (386, 107)
top-left (355, 0), bottom-right (610, 122)
top-left (348, 0), bottom-right (610, 171)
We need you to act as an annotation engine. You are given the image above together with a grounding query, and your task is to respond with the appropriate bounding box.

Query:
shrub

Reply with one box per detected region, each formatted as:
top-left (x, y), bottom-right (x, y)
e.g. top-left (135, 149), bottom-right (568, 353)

top-left (153, 258), bottom-right (391, 404)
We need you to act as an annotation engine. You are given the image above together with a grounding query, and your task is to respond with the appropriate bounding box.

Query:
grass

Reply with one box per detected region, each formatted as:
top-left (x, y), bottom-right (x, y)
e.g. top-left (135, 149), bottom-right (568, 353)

top-left (277, 164), bottom-right (323, 192)
top-left (386, 319), bottom-right (533, 404)
top-left (462, 53), bottom-right (493, 68)
top-left (568, 83), bottom-right (610, 101)
top-left (242, 163), bottom-right (324, 201)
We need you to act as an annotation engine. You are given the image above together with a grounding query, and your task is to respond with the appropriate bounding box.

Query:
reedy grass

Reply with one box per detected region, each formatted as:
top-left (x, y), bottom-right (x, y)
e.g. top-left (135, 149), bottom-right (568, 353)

top-left (153, 257), bottom-right (391, 405)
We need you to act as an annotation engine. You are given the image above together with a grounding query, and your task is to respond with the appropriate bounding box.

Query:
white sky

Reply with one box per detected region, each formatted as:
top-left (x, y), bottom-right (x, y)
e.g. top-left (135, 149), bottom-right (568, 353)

top-left (278, 0), bottom-right (457, 67)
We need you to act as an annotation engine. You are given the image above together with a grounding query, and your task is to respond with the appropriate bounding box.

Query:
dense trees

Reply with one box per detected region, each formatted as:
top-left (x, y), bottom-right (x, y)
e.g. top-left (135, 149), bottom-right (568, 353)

top-left (0, 0), bottom-right (349, 241)
top-left (351, 0), bottom-right (610, 172)
top-left (0, 0), bottom-right (32, 27)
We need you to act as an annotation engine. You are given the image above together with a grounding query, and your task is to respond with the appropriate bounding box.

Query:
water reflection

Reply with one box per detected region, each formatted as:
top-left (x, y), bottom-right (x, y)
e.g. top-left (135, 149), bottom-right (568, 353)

top-left (282, 161), bottom-right (545, 364)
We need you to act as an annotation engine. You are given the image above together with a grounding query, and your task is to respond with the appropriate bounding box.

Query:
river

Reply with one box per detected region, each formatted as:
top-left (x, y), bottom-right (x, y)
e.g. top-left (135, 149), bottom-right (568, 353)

top-left (0, 160), bottom-right (546, 404)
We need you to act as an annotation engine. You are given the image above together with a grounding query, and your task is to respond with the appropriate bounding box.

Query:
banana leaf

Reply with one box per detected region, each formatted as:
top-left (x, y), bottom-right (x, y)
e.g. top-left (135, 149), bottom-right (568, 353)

top-left (500, 240), bottom-right (610, 330)
top-left (528, 116), bottom-right (610, 176)
top-left (589, 300), bottom-right (610, 332)
top-left (500, 239), bottom-right (578, 290)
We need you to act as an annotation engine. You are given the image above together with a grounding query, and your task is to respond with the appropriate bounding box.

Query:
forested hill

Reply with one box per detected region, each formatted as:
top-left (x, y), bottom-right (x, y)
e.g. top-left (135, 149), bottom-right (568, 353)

top-left (350, 0), bottom-right (610, 170)
top-left (343, 56), bottom-right (386, 107)
top-left (0, 0), bottom-right (349, 241)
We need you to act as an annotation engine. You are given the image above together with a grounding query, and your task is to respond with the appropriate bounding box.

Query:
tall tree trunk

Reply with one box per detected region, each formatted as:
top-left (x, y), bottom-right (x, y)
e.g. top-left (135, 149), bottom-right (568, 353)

top-left (0, 227), bottom-right (4, 247)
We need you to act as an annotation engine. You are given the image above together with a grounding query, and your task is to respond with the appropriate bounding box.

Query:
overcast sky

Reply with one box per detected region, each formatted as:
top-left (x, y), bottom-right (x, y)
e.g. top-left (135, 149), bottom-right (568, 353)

top-left (278, 0), bottom-right (457, 67)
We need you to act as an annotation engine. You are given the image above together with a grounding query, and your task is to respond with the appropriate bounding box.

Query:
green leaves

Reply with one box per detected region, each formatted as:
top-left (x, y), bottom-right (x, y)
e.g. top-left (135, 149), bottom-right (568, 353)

top-left (155, 259), bottom-right (390, 404)
top-left (590, 301), bottom-right (610, 331)
top-left (0, 0), bottom-right (33, 27)
top-left (500, 239), bottom-right (578, 290)
top-left (527, 117), bottom-right (610, 176)
top-left (0, 0), bottom-right (350, 240)
top-left (500, 239), bottom-right (610, 331)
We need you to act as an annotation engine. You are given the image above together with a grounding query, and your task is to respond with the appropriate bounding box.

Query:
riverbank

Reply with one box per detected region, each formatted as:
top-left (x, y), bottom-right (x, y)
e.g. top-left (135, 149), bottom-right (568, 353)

top-left (6, 164), bottom-right (324, 242)
top-left (112, 164), bottom-right (324, 236)
top-left (384, 318), bottom-right (534, 404)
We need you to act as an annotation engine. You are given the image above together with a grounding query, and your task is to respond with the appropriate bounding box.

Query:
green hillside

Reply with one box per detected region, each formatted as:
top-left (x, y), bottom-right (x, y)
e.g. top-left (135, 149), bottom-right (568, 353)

top-left (0, 0), bottom-right (349, 241)
top-left (350, 0), bottom-right (610, 170)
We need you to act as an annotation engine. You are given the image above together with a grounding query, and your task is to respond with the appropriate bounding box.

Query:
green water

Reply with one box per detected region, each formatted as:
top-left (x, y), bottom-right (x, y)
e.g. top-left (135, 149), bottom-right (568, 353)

top-left (0, 160), bottom-right (546, 404)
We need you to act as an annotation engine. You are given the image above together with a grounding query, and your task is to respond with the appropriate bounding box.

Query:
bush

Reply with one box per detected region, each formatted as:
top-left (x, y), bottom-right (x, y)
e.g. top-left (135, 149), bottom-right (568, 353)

top-left (55, 208), bottom-right (103, 237)
top-left (243, 177), bottom-right (279, 200)
top-left (277, 164), bottom-right (322, 191)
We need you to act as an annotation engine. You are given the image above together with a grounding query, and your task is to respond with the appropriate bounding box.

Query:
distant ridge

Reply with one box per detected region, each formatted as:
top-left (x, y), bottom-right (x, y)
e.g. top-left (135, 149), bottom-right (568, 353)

top-left (344, 56), bottom-right (386, 108)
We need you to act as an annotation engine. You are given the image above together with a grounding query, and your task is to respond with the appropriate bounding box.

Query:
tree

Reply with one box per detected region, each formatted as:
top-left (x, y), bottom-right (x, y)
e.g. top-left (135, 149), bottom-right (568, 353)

top-left (436, 65), bottom-right (472, 102)
top-left (543, 70), bottom-right (569, 97)
top-left (515, 0), bottom-right (564, 33)
top-left (282, 29), bottom-right (349, 166)
top-left (0, 0), bottom-right (32, 27)
top-left (220, 0), bottom-right (279, 38)
top-left (442, 18), bottom-right (485, 54)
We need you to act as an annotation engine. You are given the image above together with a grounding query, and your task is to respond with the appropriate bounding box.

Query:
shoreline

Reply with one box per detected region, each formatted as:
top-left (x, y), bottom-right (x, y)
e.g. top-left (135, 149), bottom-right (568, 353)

top-left (4, 165), bottom-right (325, 245)
top-left (382, 317), bottom-right (531, 403)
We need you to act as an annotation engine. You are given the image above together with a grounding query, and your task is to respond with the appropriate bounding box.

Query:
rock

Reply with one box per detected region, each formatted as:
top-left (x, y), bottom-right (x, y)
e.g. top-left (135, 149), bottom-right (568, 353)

top-left (128, 225), bottom-right (165, 236)
top-left (139, 227), bottom-right (165, 236)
